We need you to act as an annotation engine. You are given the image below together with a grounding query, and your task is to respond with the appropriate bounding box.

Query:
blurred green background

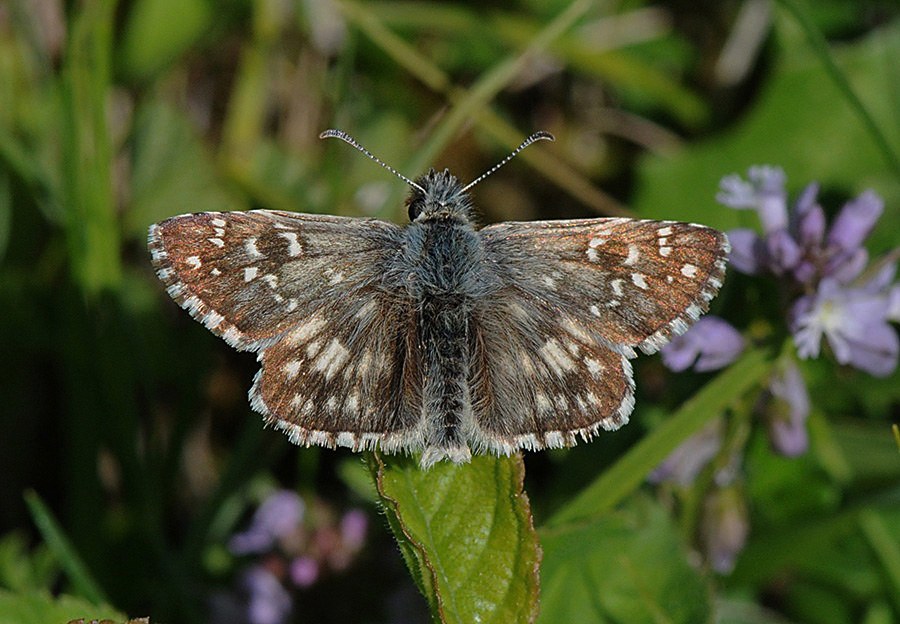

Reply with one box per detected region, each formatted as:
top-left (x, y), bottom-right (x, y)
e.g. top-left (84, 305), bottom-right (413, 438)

top-left (1, 0), bottom-right (900, 622)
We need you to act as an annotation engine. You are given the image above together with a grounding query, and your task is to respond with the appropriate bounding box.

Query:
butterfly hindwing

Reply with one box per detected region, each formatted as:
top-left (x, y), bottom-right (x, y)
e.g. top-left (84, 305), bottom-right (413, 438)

top-left (469, 295), bottom-right (634, 453)
top-left (250, 293), bottom-right (426, 452)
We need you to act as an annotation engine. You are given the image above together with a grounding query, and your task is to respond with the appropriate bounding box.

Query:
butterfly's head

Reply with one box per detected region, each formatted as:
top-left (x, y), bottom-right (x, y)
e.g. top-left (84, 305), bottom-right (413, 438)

top-left (406, 168), bottom-right (472, 222)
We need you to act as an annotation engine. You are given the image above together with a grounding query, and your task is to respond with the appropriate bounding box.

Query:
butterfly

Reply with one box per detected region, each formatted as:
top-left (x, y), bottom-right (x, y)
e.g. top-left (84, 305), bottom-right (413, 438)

top-left (148, 130), bottom-right (729, 468)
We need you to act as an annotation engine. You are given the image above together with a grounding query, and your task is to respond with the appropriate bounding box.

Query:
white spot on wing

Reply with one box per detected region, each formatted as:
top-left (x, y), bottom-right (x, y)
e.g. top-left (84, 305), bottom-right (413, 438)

top-left (611, 278), bottom-right (624, 297)
top-left (631, 273), bottom-right (648, 289)
top-left (291, 315), bottom-right (326, 344)
top-left (314, 339), bottom-right (350, 379)
top-left (540, 339), bottom-right (576, 374)
top-left (209, 238), bottom-right (224, 248)
top-left (186, 256), bottom-right (202, 269)
top-left (279, 232), bottom-right (302, 256)
top-left (585, 357), bottom-right (604, 377)
top-left (681, 263), bottom-right (698, 277)
top-left (623, 244), bottom-right (640, 266)
top-left (659, 246), bottom-right (672, 257)
top-left (244, 267), bottom-right (258, 282)
top-left (658, 226), bottom-right (673, 236)
top-left (211, 218), bottom-right (227, 228)
top-left (357, 350), bottom-right (374, 378)
top-left (355, 299), bottom-right (378, 320)
top-left (283, 360), bottom-right (301, 379)
top-left (245, 237), bottom-right (264, 259)
top-left (535, 392), bottom-right (553, 412)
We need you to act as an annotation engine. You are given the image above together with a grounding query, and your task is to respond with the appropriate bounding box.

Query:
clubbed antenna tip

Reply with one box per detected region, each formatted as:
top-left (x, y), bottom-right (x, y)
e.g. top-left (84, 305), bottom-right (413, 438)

top-left (462, 131), bottom-right (554, 192)
top-left (320, 129), bottom-right (425, 192)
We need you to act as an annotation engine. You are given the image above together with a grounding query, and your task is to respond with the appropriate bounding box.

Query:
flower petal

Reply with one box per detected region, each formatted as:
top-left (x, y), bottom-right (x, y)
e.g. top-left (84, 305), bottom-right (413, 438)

top-left (726, 228), bottom-right (765, 275)
top-left (827, 190), bottom-right (883, 253)
top-left (791, 183), bottom-right (825, 247)
top-left (768, 362), bottom-right (810, 457)
top-left (845, 322), bottom-right (900, 377)
top-left (765, 229), bottom-right (801, 274)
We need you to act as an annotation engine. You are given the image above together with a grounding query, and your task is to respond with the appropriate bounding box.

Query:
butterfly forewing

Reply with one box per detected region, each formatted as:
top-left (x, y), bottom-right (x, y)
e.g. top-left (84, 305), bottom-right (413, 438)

top-left (148, 210), bottom-right (403, 351)
top-left (480, 218), bottom-right (730, 356)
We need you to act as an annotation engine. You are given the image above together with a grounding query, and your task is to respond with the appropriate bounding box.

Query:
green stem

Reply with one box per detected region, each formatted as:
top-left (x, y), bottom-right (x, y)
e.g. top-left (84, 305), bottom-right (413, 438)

top-left (859, 510), bottom-right (900, 615)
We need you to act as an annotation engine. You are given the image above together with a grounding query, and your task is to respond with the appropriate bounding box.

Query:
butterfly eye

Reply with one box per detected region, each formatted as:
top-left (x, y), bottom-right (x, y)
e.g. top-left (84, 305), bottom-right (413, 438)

top-left (408, 201), bottom-right (422, 221)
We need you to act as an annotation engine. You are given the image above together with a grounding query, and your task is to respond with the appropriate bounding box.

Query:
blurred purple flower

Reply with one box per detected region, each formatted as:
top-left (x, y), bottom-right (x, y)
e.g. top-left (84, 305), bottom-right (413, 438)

top-left (243, 566), bottom-right (292, 624)
top-left (826, 190), bottom-right (883, 255)
top-left (648, 419), bottom-right (723, 486)
top-left (340, 509), bottom-right (368, 551)
top-left (725, 228), bottom-right (765, 274)
top-left (717, 166), bottom-right (788, 233)
top-left (719, 169), bottom-right (888, 289)
top-left (229, 490), bottom-right (305, 555)
top-left (768, 362), bottom-right (810, 457)
top-left (661, 317), bottom-right (745, 373)
top-left (702, 486), bottom-right (749, 574)
top-left (790, 183), bottom-right (825, 248)
top-left (290, 556), bottom-right (319, 588)
top-left (791, 273), bottom-right (899, 377)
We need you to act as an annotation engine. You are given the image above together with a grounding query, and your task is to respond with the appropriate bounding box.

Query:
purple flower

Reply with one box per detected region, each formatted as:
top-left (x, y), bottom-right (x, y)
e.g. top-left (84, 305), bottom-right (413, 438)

top-left (719, 170), bottom-right (888, 290)
top-left (826, 190), bottom-right (883, 255)
top-left (229, 491), bottom-right (305, 555)
top-left (340, 509), bottom-right (368, 551)
top-left (717, 166), bottom-right (788, 233)
top-left (290, 556), bottom-right (319, 588)
top-left (791, 274), bottom-right (899, 377)
top-left (661, 317), bottom-right (745, 373)
top-left (648, 419), bottom-right (723, 486)
top-left (702, 486), bottom-right (749, 574)
top-left (726, 228), bottom-right (765, 275)
top-left (242, 566), bottom-right (292, 624)
top-left (768, 362), bottom-right (810, 457)
top-left (790, 183), bottom-right (825, 248)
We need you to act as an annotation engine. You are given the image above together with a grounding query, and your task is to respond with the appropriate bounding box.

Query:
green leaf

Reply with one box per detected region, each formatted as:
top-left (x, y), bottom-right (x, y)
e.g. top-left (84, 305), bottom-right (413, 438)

top-left (0, 531), bottom-right (58, 593)
top-left (23, 491), bottom-right (107, 606)
top-left (118, 0), bottom-right (212, 81)
top-left (538, 495), bottom-right (712, 624)
top-left (631, 20), bottom-right (900, 232)
top-left (0, 589), bottom-right (125, 624)
top-left (60, 0), bottom-right (120, 295)
top-left (371, 453), bottom-right (540, 624)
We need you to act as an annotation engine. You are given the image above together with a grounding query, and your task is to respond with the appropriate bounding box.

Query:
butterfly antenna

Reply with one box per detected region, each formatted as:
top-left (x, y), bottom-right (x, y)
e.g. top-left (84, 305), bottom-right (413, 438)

top-left (320, 129), bottom-right (426, 193)
top-left (461, 131), bottom-right (554, 192)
